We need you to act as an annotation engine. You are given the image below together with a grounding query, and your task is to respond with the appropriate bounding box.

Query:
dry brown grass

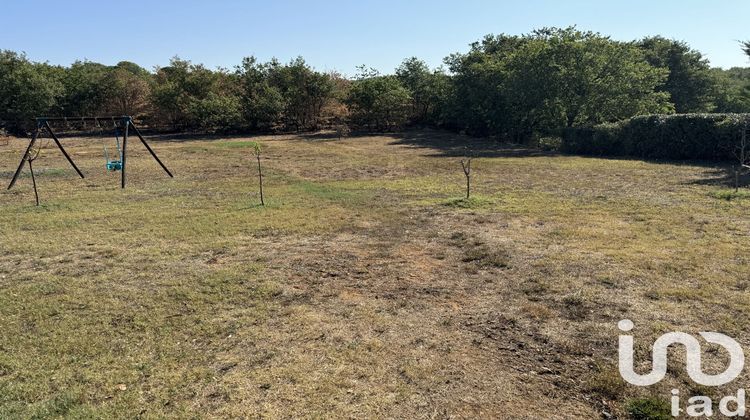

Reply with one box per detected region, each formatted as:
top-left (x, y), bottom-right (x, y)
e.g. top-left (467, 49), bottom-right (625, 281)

top-left (1, 129), bottom-right (750, 418)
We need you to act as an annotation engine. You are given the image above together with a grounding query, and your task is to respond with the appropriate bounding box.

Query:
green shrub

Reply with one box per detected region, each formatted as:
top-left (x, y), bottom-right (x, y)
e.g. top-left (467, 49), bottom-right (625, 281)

top-left (626, 397), bottom-right (671, 420)
top-left (442, 196), bottom-right (495, 209)
top-left (562, 113), bottom-right (750, 161)
top-left (187, 93), bottom-right (243, 132)
top-left (585, 367), bottom-right (626, 399)
top-left (538, 136), bottom-right (563, 151)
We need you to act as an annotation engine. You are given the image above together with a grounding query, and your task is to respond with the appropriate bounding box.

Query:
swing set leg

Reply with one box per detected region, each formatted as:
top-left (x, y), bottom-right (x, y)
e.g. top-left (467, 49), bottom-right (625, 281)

top-left (7, 126), bottom-right (39, 190)
top-left (44, 120), bottom-right (85, 179)
top-left (121, 118), bottom-right (128, 189)
top-left (29, 159), bottom-right (40, 206)
top-left (128, 120), bottom-right (173, 178)
top-left (119, 119), bottom-right (173, 188)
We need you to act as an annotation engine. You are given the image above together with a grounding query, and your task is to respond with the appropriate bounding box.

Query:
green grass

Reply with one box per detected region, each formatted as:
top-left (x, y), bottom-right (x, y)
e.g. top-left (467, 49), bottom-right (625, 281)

top-left (1, 131), bottom-right (750, 418)
top-left (214, 140), bottom-right (263, 149)
top-left (292, 180), bottom-right (364, 203)
top-left (711, 188), bottom-right (750, 201)
top-left (442, 195), bottom-right (496, 209)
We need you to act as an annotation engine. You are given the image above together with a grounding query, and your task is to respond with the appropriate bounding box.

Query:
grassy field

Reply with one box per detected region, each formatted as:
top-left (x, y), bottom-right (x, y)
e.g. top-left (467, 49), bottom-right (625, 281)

top-left (1, 129), bottom-right (750, 418)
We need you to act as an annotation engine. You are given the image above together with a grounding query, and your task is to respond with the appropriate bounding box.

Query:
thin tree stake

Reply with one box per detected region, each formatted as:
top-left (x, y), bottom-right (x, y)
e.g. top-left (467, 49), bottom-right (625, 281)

top-left (257, 153), bottom-right (264, 206)
top-left (461, 158), bottom-right (472, 199)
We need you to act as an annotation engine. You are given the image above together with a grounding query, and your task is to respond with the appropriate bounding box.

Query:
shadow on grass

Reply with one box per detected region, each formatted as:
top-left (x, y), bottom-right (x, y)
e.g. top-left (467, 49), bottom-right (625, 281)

top-left (297, 130), bottom-right (406, 142)
top-left (235, 202), bottom-right (272, 211)
top-left (297, 131), bottom-right (343, 142)
top-left (390, 129), bottom-right (554, 158)
top-left (390, 129), bottom-right (750, 190)
top-left (686, 165), bottom-right (750, 189)
top-left (141, 132), bottom-right (261, 143)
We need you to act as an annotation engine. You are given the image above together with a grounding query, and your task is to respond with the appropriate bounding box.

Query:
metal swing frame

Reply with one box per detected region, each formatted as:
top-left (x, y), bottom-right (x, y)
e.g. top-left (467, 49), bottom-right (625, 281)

top-left (7, 116), bottom-right (173, 192)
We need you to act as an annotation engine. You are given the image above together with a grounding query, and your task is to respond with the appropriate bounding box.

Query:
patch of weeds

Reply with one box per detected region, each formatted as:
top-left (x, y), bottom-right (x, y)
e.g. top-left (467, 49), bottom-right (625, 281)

top-left (657, 286), bottom-right (706, 302)
top-left (449, 231), bottom-right (468, 245)
top-left (710, 189), bottom-right (750, 201)
top-left (688, 383), bottom-right (718, 400)
top-left (443, 195), bottom-right (495, 209)
top-left (17, 167), bottom-right (68, 178)
top-left (183, 145), bottom-right (210, 154)
top-left (561, 292), bottom-right (589, 320)
top-left (520, 302), bottom-right (553, 320)
top-left (715, 314), bottom-right (745, 338)
top-left (598, 275), bottom-right (620, 289)
top-left (733, 280), bottom-right (749, 291)
top-left (626, 397), bottom-right (671, 420)
top-left (585, 364), bottom-right (626, 400)
top-left (294, 181), bottom-right (359, 203)
top-left (462, 244), bottom-right (511, 268)
top-left (0, 360), bottom-right (12, 376)
top-left (215, 140), bottom-right (261, 149)
top-left (27, 392), bottom-right (82, 419)
top-left (556, 337), bottom-right (589, 356)
top-left (450, 231), bottom-right (511, 269)
top-left (644, 290), bottom-right (661, 300)
top-left (522, 279), bottom-right (549, 300)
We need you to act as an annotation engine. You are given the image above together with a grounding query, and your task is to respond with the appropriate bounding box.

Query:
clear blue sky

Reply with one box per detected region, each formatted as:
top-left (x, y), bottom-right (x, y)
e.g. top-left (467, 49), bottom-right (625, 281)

top-left (4, 0), bottom-right (750, 75)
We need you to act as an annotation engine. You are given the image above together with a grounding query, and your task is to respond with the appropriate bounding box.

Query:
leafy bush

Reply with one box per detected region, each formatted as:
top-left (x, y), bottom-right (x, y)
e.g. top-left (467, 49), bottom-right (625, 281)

top-left (537, 136), bottom-right (563, 151)
top-left (626, 397), bottom-right (671, 420)
top-left (442, 195), bottom-right (495, 209)
top-left (187, 93), bottom-right (243, 132)
top-left (562, 113), bottom-right (750, 161)
top-left (347, 69), bottom-right (412, 131)
top-left (335, 124), bottom-right (351, 139)
top-left (0, 51), bottom-right (64, 134)
top-left (445, 27), bottom-right (672, 140)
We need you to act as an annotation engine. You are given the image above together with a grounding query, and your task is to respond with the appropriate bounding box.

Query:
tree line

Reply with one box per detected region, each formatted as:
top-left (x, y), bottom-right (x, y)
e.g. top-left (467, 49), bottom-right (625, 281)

top-left (2, 27), bottom-right (750, 138)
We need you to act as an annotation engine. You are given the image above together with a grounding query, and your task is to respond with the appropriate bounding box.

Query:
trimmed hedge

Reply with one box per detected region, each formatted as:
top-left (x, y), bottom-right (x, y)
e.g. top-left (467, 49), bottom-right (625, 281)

top-left (561, 114), bottom-right (750, 161)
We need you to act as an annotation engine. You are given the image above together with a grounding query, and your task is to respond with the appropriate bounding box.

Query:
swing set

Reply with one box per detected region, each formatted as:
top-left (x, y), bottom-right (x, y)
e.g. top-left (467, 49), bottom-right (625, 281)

top-left (7, 116), bottom-right (173, 204)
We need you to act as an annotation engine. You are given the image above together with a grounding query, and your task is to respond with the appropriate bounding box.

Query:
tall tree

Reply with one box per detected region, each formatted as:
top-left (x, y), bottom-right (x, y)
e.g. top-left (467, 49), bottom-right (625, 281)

top-left (445, 28), bottom-right (672, 139)
top-left (0, 51), bottom-right (63, 134)
top-left (710, 67), bottom-right (750, 113)
top-left (152, 57), bottom-right (239, 130)
top-left (347, 67), bottom-right (412, 131)
top-left (319, 71), bottom-right (351, 126)
top-left (395, 57), bottom-right (450, 124)
top-left (235, 56), bottom-right (284, 130)
top-left (510, 28), bottom-right (672, 129)
top-left (638, 36), bottom-right (715, 112)
top-left (443, 34), bottom-right (521, 135)
top-left (267, 57), bottom-right (334, 130)
top-left (60, 61), bottom-right (110, 116)
top-left (105, 61), bottom-right (151, 116)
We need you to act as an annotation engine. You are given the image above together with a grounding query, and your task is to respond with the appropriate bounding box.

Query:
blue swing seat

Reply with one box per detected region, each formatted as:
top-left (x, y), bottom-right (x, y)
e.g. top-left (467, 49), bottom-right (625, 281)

top-left (103, 124), bottom-right (123, 172)
top-left (106, 159), bottom-right (122, 171)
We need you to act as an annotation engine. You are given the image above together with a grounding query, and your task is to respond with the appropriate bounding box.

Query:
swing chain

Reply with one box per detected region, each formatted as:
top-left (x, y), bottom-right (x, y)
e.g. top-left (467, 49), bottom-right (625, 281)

top-left (102, 118), bottom-right (123, 172)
